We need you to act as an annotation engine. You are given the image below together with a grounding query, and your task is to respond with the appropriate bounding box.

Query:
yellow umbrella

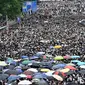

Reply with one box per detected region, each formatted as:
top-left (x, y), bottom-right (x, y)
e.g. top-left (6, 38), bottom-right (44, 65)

top-left (54, 45), bottom-right (62, 49)
top-left (52, 75), bottom-right (63, 81)
top-left (40, 68), bottom-right (50, 72)
top-left (60, 68), bottom-right (70, 73)
top-left (0, 61), bottom-right (7, 66)
top-left (54, 56), bottom-right (64, 60)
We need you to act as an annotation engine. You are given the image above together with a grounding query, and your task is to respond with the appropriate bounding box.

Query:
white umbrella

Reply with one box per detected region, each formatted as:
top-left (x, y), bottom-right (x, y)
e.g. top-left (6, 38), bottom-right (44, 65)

top-left (27, 68), bottom-right (38, 73)
top-left (18, 74), bottom-right (27, 78)
top-left (80, 65), bottom-right (85, 69)
top-left (45, 71), bottom-right (54, 76)
top-left (18, 80), bottom-right (32, 85)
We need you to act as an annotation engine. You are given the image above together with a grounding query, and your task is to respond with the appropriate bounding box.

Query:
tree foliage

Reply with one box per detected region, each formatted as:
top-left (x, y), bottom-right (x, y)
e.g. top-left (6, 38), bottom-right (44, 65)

top-left (0, 0), bottom-right (25, 19)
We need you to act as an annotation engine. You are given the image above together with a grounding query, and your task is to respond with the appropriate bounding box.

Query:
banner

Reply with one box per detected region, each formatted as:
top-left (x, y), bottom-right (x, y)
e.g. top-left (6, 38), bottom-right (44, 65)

top-left (22, 1), bottom-right (37, 13)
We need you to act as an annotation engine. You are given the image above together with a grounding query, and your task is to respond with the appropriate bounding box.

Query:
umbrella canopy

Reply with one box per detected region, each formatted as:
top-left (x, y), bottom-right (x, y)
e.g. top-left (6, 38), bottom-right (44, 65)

top-left (60, 68), bottom-right (70, 73)
top-left (45, 71), bottom-right (55, 77)
top-left (66, 63), bottom-right (75, 66)
top-left (52, 64), bottom-right (66, 70)
top-left (27, 68), bottom-right (38, 73)
top-left (8, 75), bottom-right (20, 82)
top-left (54, 56), bottom-right (64, 60)
top-left (54, 45), bottom-right (62, 49)
top-left (71, 60), bottom-right (81, 63)
top-left (79, 70), bottom-right (85, 75)
top-left (66, 70), bottom-right (75, 75)
top-left (18, 74), bottom-right (27, 78)
top-left (22, 60), bottom-right (31, 65)
top-left (23, 70), bottom-right (34, 75)
top-left (53, 71), bottom-right (66, 77)
top-left (40, 68), bottom-right (50, 72)
top-left (18, 80), bottom-right (32, 85)
top-left (21, 55), bottom-right (28, 59)
top-left (4, 70), bottom-right (20, 75)
top-left (0, 74), bottom-right (9, 80)
top-left (80, 65), bottom-right (85, 69)
top-left (36, 52), bottom-right (45, 55)
top-left (71, 56), bottom-right (80, 59)
top-left (65, 66), bottom-right (76, 70)
top-left (63, 55), bottom-right (71, 59)
top-left (0, 61), bottom-right (7, 66)
top-left (77, 62), bottom-right (85, 66)
top-left (52, 75), bottom-right (63, 81)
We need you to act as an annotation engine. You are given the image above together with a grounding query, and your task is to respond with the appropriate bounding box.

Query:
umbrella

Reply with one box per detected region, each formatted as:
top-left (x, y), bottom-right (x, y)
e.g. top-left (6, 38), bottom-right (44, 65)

top-left (21, 55), bottom-right (28, 59)
top-left (65, 66), bottom-right (76, 70)
top-left (54, 45), bottom-right (62, 49)
top-left (53, 71), bottom-right (66, 77)
top-left (40, 68), bottom-right (50, 72)
top-left (0, 61), bottom-right (7, 66)
top-left (71, 60), bottom-right (81, 63)
top-left (66, 70), bottom-right (75, 75)
top-left (77, 62), bottom-right (85, 66)
top-left (26, 75), bottom-right (32, 79)
top-left (79, 70), bottom-right (85, 75)
top-left (60, 68), bottom-right (70, 73)
top-left (36, 52), bottom-right (45, 55)
top-left (27, 68), bottom-right (38, 73)
top-left (32, 78), bottom-right (48, 85)
top-left (71, 56), bottom-right (80, 59)
top-left (45, 71), bottom-right (55, 77)
top-left (80, 65), bottom-right (85, 69)
top-left (23, 70), bottom-right (34, 75)
top-left (8, 75), bottom-right (20, 82)
top-left (5, 70), bottom-right (20, 75)
top-left (63, 55), bottom-right (71, 59)
top-left (0, 74), bottom-right (9, 80)
top-left (66, 63), bottom-right (75, 66)
top-left (52, 75), bottom-right (63, 81)
top-left (18, 74), bottom-right (27, 78)
top-left (52, 64), bottom-right (66, 70)
top-left (30, 56), bottom-right (39, 60)
top-left (22, 60), bottom-right (31, 65)
top-left (18, 80), bottom-right (32, 85)
top-left (54, 56), bottom-right (64, 60)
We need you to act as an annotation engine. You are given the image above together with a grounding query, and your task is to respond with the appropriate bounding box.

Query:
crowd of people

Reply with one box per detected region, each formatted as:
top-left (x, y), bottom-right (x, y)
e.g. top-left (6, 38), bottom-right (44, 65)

top-left (0, 1), bottom-right (85, 85)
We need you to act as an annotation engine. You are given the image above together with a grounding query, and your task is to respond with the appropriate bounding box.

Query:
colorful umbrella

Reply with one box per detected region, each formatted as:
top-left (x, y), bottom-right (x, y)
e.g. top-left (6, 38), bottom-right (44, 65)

top-left (66, 63), bottom-right (75, 66)
top-left (71, 56), bottom-right (80, 59)
top-left (0, 61), bottom-right (7, 66)
top-left (65, 66), bottom-right (76, 70)
top-left (27, 68), bottom-right (38, 73)
top-left (80, 65), bottom-right (85, 69)
top-left (60, 68), bottom-right (70, 73)
top-left (18, 74), bottom-right (27, 78)
top-left (77, 62), bottom-right (85, 66)
top-left (40, 68), bottom-right (50, 72)
top-left (52, 75), bottom-right (63, 81)
top-left (63, 55), bottom-right (71, 59)
top-left (22, 60), bottom-right (31, 65)
top-left (18, 80), bottom-right (32, 85)
top-left (54, 56), bottom-right (64, 60)
top-left (71, 60), bottom-right (81, 63)
top-left (54, 45), bottom-right (62, 49)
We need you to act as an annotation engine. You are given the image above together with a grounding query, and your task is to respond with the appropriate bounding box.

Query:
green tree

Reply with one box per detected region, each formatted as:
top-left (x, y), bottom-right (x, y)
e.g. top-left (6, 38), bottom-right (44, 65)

top-left (0, 0), bottom-right (25, 19)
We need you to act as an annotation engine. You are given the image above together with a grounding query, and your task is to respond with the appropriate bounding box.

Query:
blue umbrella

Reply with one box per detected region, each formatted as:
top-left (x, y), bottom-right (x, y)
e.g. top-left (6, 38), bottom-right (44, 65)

top-left (8, 75), bottom-right (20, 82)
top-left (71, 56), bottom-right (80, 59)
top-left (77, 62), bottom-right (85, 66)
top-left (21, 56), bottom-right (28, 59)
top-left (71, 60), bottom-right (81, 63)
top-left (15, 68), bottom-right (23, 73)
top-left (52, 64), bottom-right (66, 70)
top-left (30, 56), bottom-right (39, 60)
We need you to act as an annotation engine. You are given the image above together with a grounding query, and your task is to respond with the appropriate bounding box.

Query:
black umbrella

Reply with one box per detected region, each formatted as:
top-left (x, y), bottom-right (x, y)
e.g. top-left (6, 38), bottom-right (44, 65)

top-left (4, 70), bottom-right (20, 75)
top-left (66, 71), bottom-right (75, 76)
top-left (0, 74), bottom-right (9, 80)
top-left (79, 70), bottom-right (85, 75)
top-left (66, 82), bottom-right (78, 85)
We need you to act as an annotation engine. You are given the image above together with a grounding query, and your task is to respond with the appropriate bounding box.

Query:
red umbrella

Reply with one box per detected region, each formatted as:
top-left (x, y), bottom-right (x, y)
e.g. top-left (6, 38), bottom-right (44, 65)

top-left (63, 55), bottom-right (71, 59)
top-left (26, 75), bottom-right (32, 79)
top-left (53, 71), bottom-right (66, 77)
top-left (65, 66), bottom-right (76, 70)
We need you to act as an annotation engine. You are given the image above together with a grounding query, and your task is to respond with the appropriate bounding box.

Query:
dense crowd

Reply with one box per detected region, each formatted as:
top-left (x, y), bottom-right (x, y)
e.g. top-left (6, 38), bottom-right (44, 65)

top-left (0, 1), bottom-right (85, 85)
